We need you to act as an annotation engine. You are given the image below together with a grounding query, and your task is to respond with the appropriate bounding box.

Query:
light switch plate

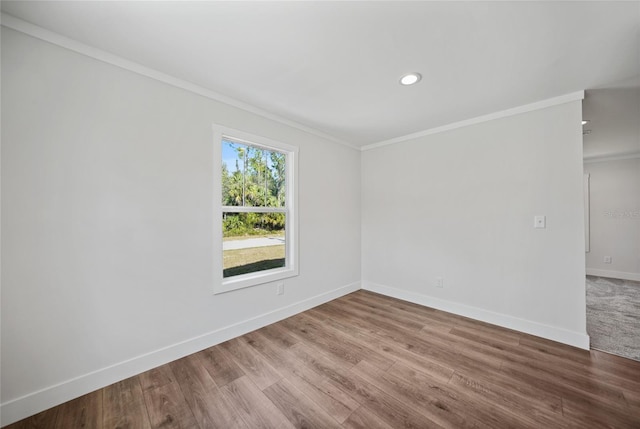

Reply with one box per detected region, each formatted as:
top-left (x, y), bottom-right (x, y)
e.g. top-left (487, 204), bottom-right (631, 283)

top-left (534, 215), bottom-right (546, 229)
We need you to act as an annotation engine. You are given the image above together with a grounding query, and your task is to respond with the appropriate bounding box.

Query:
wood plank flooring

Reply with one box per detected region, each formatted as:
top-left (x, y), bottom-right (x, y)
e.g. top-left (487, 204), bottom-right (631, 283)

top-left (5, 290), bottom-right (640, 428)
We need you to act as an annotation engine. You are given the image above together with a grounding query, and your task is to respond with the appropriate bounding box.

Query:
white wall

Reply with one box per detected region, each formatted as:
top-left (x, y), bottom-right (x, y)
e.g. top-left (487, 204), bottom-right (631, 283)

top-left (1, 28), bottom-right (361, 425)
top-left (582, 88), bottom-right (640, 160)
top-left (0, 23), bottom-right (593, 427)
top-left (584, 158), bottom-right (640, 280)
top-left (581, 86), bottom-right (640, 281)
top-left (362, 101), bottom-right (588, 348)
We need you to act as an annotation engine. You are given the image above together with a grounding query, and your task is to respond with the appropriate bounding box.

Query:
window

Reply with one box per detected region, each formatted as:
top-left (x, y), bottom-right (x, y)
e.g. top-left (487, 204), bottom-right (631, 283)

top-left (213, 125), bottom-right (298, 293)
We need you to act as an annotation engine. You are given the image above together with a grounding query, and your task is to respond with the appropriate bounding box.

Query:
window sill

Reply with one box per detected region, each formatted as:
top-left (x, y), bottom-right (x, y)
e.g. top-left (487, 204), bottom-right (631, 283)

top-left (214, 266), bottom-right (299, 294)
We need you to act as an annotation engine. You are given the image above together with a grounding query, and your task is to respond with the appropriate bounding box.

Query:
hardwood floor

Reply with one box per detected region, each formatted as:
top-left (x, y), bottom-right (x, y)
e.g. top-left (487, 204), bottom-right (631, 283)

top-left (5, 290), bottom-right (640, 428)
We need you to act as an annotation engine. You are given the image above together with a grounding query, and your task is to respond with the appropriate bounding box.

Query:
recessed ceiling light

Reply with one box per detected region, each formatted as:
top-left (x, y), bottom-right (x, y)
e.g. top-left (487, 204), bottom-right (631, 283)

top-left (400, 73), bottom-right (422, 86)
top-left (582, 120), bottom-right (590, 125)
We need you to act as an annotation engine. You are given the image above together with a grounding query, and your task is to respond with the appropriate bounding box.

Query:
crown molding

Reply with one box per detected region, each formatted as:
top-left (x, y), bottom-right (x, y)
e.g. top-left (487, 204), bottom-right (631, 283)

top-left (0, 13), bottom-right (588, 154)
top-left (583, 150), bottom-right (640, 164)
top-left (0, 13), bottom-right (360, 151)
top-left (361, 90), bottom-right (585, 151)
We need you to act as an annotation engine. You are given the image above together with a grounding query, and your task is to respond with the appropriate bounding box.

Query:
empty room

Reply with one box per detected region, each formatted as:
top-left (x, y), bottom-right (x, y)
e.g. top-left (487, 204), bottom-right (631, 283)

top-left (2, 2), bottom-right (640, 428)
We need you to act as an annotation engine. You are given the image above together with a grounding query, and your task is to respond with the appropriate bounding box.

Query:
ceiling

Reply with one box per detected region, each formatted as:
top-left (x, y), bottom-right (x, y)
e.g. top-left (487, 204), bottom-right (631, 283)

top-left (2, 1), bottom-right (639, 148)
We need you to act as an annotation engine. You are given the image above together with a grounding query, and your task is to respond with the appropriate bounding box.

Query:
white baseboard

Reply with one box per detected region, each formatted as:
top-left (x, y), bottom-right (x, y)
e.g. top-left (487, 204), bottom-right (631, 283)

top-left (362, 280), bottom-right (590, 350)
top-left (0, 281), bottom-right (360, 427)
top-left (586, 268), bottom-right (640, 282)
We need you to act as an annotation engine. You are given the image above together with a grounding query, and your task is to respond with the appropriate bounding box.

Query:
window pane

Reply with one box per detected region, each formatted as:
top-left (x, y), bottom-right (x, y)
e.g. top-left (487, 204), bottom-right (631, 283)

top-left (222, 139), bottom-right (286, 208)
top-left (222, 212), bottom-right (286, 278)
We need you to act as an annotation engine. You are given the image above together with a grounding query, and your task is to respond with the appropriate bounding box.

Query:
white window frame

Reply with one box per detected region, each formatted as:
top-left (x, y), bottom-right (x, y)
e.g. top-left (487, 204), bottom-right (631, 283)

top-left (213, 125), bottom-right (299, 294)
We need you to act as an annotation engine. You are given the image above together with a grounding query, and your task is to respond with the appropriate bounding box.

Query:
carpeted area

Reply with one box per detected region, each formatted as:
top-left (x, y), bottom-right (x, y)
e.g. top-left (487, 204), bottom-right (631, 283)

top-left (586, 275), bottom-right (640, 362)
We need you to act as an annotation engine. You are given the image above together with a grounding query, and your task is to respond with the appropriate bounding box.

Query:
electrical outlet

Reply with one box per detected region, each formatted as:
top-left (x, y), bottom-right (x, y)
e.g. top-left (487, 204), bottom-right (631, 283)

top-left (276, 282), bottom-right (284, 295)
top-left (604, 256), bottom-right (612, 264)
top-left (436, 277), bottom-right (444, 288)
